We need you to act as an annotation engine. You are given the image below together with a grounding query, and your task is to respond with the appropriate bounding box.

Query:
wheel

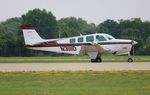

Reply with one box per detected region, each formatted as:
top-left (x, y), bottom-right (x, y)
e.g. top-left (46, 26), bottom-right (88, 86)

top-left (128, 58), bottom-right (133, 63)
top-left (91, 57), bottom-right (102, 63)
top-left (91, 59), bottom-right (96, 62)
top-left (96, 57), bottom-right (102, 62)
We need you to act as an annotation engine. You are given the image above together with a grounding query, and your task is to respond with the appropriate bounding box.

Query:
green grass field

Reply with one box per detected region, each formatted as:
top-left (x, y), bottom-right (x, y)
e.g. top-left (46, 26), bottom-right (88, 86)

top-left (0, 71), bottom-right (150, 95)
top-left (0, 55), bottom-right (150, 63)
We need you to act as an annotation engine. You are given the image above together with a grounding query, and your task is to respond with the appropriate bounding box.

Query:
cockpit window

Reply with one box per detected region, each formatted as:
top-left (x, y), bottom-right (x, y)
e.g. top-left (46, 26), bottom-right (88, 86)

top-left (96, 35), bottom-right (106, 41)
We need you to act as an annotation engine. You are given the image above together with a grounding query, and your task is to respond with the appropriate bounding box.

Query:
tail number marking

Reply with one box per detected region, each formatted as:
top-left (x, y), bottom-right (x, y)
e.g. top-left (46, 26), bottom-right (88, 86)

top-left (60, 46), bottom-right (77, 51)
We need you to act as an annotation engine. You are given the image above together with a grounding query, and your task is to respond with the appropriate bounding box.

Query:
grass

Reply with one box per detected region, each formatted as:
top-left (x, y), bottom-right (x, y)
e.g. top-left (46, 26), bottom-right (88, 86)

top-left (0, 71), bottom-right (150, 95)
top-left (0, 55), bottom-right (149, 63)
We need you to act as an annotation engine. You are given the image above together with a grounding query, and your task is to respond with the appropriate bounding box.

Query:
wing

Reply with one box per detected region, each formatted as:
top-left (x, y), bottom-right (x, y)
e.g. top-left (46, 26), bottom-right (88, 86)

top-left (79, 44), bottom-right (110, 59)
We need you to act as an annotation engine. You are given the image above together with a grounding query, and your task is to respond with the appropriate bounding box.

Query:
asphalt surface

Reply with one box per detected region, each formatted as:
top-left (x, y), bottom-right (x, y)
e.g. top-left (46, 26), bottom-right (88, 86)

top-left (0, 62), bottom-right (150, 72)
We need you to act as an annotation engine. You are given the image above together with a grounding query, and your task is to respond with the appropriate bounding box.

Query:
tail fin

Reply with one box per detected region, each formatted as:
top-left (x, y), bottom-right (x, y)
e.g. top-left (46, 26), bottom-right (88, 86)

top-left (21, 25), bottom-right (45, 45)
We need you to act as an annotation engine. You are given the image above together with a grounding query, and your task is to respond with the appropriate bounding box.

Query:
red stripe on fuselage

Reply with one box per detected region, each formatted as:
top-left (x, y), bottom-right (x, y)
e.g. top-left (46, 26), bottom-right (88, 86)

top-left (25, 42), bottom-right (132, 48)
top-left (99, 42), bottom-right (132, 45)
top-left (25, 43), bottom-right (91, 47)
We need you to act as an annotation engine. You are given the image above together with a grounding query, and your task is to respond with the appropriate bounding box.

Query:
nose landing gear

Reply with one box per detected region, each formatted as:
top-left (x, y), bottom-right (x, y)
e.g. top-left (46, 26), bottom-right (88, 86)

top-left (128, 53), bottom-right (133, 63)
top-left (128, 58), bottom-right (133, 63)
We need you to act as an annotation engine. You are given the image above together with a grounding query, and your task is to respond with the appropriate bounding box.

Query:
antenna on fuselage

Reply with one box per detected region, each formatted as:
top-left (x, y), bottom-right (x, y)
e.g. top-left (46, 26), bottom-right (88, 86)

top-left (64, 32), bottom-right (68, 37)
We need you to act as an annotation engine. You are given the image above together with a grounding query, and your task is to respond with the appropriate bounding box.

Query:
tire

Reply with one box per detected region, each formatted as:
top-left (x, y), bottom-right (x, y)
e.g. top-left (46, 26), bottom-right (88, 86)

top-left (96, 57), bottom-right (102, 62)
top-left (91, 59), bottom-right (96, 62)
top-left (128, 58), bottom-right (133, 63)
top-left (91, 57), bottom-right (102, 63)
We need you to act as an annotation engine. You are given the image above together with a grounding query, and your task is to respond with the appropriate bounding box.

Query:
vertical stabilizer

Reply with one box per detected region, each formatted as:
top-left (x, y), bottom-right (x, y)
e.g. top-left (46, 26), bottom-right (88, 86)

top-left (21, 25), bottom-right (45, 45)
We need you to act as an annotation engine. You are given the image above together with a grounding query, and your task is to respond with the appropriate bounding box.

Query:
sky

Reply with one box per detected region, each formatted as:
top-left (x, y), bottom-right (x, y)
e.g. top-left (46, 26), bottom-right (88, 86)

top-left (0, 0), bottom-right (150, 24)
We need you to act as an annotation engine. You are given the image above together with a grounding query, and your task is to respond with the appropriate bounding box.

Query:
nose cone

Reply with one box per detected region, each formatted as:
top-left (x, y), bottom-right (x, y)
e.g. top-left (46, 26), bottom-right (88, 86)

top-left (132, 40), bottom-right (138, 45)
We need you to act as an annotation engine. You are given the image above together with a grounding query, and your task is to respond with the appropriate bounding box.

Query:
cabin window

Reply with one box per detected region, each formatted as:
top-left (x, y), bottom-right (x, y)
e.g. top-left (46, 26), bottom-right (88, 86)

top-left (86, 36), bottom-right (94, 42)
top-left (78, 37), bottom-right (83, 42)
top-left (70, 38), bottom-right (76, 43)
top-left (96, 35), bottom-right (106, 41)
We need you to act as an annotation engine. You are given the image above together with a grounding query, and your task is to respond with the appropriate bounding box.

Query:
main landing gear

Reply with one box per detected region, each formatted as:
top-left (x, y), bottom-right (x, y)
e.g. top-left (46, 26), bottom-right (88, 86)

top-left (128, 52), bottom-right (133, 63)
top-left (91, 56), bottom-right (102, 63)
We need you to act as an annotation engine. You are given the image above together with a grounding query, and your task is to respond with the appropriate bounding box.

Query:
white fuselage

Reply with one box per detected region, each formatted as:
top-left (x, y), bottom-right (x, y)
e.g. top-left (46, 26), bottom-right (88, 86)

top-left (26, 33), bottom-right (136, 56)
top-left (21, 24), bottom-right (137, 62)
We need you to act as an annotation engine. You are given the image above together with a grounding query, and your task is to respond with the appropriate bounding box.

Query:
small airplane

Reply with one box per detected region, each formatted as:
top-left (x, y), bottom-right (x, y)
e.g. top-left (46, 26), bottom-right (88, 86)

top-left (21, 25), bottom-right (137, 63)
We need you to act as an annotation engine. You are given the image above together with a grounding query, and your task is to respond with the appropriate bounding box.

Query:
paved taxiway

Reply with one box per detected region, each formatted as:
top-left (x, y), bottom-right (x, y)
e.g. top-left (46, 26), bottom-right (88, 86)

top-left (0, 62), bottom-right (150, 72)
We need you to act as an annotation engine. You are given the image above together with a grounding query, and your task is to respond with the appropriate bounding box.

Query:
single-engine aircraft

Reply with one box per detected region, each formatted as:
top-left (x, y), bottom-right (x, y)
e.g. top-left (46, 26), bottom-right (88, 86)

top-left (21, 25), bottom-right (137, 63)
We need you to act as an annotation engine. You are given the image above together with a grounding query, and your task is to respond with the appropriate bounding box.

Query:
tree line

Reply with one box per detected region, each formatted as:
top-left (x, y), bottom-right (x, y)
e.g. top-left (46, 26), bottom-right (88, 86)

top-left (0, 8), bottom-right (150, 56)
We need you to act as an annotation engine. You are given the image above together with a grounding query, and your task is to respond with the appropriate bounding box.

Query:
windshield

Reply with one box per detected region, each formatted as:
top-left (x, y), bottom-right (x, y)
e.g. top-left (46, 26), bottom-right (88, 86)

top-left (104, 34), bottom-right (115, 40)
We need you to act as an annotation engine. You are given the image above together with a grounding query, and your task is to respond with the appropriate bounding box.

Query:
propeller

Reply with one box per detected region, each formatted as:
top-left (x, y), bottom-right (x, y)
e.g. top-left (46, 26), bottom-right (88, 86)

top-left (131, 40), bottom-right (138, 60)
top-left (132, 40), bottom-right (135, 60)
